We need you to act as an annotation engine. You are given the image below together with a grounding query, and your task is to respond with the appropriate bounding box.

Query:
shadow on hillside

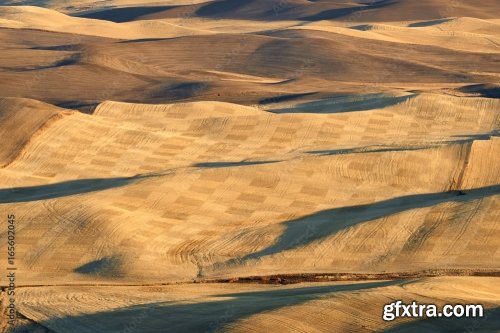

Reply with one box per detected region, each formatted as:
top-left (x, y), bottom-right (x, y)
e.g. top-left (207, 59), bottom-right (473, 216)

top-left (408, 18), bottom-right (453, 27)
top-left (0, 174), bottom-right (157, 204)
top-left (308, 145), bottom-right (433, 156)
top-left (75, 256), bottom-right (124, 278)
top-left (75, 6), bottom-right (178, 22)
top-left (196, 0), bottom-right (255, 17)
top-left (194, 160), bottom-right (280, 169)
top-left (458, 84), bottom-right (500, 98)
top-left (259, 92), bottom-right (317, 105)
top-left (5, 55), bottom-right (80, 72)
top-left (267, 93), bottom-right (415, 113)
top-left (234, 184), bottom-right (500, 262)
top-left (300, 0), bottom-right (396, 21)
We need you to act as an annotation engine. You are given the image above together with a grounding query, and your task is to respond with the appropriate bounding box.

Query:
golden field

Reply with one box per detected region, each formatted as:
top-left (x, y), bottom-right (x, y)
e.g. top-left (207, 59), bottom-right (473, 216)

top-left (0, 1), bottom-right (499, 332)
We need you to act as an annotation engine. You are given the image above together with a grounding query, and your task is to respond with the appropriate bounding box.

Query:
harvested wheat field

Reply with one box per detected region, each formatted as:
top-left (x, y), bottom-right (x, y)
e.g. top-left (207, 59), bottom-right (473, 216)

top-left (0, 1), bottom-right (499, 332)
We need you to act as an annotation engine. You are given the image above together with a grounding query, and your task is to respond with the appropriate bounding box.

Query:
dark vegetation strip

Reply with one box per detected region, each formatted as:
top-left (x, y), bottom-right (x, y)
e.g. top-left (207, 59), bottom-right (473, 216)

top-left (202, 269), bottom-right (500, 285)
top-left (1, 269), bottom-right (498, 290)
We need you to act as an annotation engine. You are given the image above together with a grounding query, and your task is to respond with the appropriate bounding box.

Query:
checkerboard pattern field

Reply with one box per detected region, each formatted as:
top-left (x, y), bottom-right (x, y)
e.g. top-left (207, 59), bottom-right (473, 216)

top-left (0, 94), bottom-right (498, 284)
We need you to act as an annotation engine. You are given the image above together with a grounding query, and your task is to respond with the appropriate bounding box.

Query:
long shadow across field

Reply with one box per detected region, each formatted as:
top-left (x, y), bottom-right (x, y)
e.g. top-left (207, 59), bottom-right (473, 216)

top-left (194, 0), bottom-right (396, 21)
top-left (268, 93), bottom-right (415, 114)
top-left (18, 280), bottom-right (401, 332)
top-left (75, 6), bottom-right (178, 22)
top-left (306, 131), bottom-right (499, 156)
top-left (194, 160), bottom-right (280, 169)
top-left (2, 55), bottom-right (80, 72)
top-left (0, 174), bottom-right (159, 204)
top-left (73, 0), bottom-right (398, 22)
top-left (308, 145), bottom-right (434, 156)
top-left (236, 184), bottom-right (500, 262)
top-left (300, 0), bottom-right (396, 21)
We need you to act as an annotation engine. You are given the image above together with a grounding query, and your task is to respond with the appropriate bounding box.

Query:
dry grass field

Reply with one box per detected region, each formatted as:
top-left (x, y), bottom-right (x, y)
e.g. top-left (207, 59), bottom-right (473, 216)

top-left (0, 1), bottom-right (499, 332)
